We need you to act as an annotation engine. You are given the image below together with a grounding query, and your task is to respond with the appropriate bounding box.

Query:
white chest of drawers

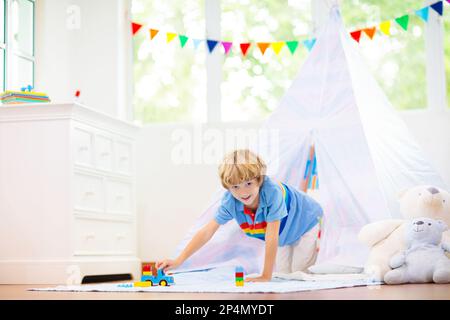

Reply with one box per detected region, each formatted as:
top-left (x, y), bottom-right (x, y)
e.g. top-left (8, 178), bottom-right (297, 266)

top-left (0, 103), bottom-right (141, 284)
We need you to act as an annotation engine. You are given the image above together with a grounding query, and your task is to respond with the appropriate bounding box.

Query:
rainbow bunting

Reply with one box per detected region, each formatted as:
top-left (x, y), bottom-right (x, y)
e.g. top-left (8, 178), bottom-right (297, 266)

top-left (130, 1), bottom-right (448, 59)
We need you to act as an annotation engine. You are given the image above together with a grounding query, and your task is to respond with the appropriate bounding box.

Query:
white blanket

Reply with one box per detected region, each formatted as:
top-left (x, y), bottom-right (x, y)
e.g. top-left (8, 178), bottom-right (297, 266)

top-left (30, 266), bottom-right (381, 293)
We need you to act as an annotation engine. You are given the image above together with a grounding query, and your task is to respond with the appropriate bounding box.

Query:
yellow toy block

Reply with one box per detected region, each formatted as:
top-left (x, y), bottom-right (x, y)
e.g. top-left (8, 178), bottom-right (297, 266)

top-left (133, 281), bottom-right (153, 287)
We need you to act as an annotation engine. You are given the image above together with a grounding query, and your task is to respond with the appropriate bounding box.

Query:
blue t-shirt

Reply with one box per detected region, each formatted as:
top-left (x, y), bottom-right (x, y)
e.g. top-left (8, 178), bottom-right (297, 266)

top-left (214, 175), bottom-right (323, 246)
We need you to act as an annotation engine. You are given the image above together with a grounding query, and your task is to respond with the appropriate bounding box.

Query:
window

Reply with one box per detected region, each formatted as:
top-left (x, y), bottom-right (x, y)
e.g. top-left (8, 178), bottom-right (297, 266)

top-left (220, 0), bottom-right (311, 121)
top-left (133, 0), bottom-right (448, 123)
top-left (445, 6), bottom-right (450, 108)
top-left (132, 0), bottom-right (206, 123)
top-left (341, 0), bottom-right (429, 110)
top-left (0, 0), bottom-right (34, 92)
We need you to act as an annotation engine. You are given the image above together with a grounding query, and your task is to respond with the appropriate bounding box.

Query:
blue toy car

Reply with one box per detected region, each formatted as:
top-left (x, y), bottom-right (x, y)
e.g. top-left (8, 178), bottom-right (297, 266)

top-left (140, 263), bottom-right (174, 286)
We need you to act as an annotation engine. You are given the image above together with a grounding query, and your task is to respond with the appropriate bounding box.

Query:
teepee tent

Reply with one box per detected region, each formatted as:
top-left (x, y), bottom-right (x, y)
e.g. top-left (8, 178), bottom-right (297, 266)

top-left (174, 6), bottom-right (447, 274)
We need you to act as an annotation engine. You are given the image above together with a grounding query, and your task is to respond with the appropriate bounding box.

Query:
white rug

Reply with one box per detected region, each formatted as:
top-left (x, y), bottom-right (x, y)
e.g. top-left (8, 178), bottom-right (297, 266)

top-left (30, 266), bottom-right (382, 293)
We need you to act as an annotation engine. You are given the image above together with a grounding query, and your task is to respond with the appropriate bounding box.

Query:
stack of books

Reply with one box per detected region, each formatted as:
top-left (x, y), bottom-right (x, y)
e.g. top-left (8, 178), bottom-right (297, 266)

top-left (0, 90), bottom-right (51, 105)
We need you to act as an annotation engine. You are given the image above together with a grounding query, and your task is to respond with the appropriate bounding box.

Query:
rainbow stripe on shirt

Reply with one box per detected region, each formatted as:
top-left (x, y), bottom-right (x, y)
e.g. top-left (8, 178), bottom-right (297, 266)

top-left (239, 221), bottom-right (267, 240)
top-left (239, 181), bottom-right (289, 241)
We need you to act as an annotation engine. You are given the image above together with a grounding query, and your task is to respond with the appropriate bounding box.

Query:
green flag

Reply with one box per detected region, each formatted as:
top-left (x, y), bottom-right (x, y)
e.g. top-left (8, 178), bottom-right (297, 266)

top-left (395, 15), bottom-right (409, 31)
top-left (286, 41), bottom-right (299, 54)
top-left (179, 35), bottom-right (189, 48)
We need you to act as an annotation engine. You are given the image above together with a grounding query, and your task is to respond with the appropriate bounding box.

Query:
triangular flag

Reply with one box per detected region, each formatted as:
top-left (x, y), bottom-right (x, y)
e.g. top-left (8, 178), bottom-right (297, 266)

top-left (206, 40), bottom-right (219, 53)
top-left (257, 43), bottom-right (270, 55)
top-left (395, 15), bottom-right (409, 31)
top-left (271, 42), bottom-right (285, 55)
top-left (430, 1), bottom-right (443, 16)
top-left (221, 42), bottom-right (233, 55)
top-left (193, 39), bottom-right (203, 50)
top-left (240, 43), bottom-right (251, 56)
top-left (415, 7), bottom-right (429, 22)
top-left (363, 27), bottom-right (376, 40)
top-left (350, 30), bottom-right (362, 42)
top-left (303, 38), bottom-right (316, 51)
top-left (179, 35), bottom-right (189, 48)
top-left (166, 33), bottom-right (177, 43)
top-left (150, 29), bottom-right (159, 40)
top-left (131, 22), bottom-right (143, 36)
top-left (285, 41), bottom-right (299, 54)
top-left (379, 21), bottom-right (391, 35)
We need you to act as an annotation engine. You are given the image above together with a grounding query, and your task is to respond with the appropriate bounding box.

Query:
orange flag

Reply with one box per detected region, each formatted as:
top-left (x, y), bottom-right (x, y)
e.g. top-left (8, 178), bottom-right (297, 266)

top-left (257, 42), bottom-right (270, 55)
top-left (363, 27), bottom-right (376, 40)
top-left (150, 29), bottom-right (159, 40)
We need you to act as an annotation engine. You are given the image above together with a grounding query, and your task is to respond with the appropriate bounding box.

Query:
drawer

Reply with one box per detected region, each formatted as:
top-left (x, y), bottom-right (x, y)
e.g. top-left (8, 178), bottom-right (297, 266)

top-left (106, 179), bottom-right (132, 214)
top-left (73, 219), bottom-right (134, 255)
top-left (94, 135), bottom-right (113, 171)
top-left (114, 141), bottom-right (132, 175)
top-left (73, 128), bottom-right (93, 167)
top-left (74, 173), bottom-right (104, 213)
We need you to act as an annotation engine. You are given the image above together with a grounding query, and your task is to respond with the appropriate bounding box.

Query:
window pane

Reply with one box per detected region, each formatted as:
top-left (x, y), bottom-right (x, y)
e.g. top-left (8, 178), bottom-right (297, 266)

top-left (0, 49), bottom-right (4, 91)
top-left (445, 9), bottom-right (450, 109)
top-left (221, 0), bottom-right (311, 121)
top-left (132, 0), bottom-right (206, 123)
top-left (8, 55), bottom-right (33, 90)
top-left (341, 0), bottom-right (426, 110)
top-left (0, 0), bottom-right (5, 44)
top-left (11, 0), bottom-right (34, 56)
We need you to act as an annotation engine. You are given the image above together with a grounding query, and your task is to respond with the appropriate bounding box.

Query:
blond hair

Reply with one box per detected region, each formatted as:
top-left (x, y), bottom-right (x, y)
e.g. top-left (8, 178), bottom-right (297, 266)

top-left (218, 149), bottom-right (266, 189)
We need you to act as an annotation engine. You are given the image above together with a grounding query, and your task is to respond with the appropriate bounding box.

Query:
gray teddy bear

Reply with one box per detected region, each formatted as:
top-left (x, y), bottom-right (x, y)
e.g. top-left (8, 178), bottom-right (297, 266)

top-left (384, 217), bottom-right (450, 284)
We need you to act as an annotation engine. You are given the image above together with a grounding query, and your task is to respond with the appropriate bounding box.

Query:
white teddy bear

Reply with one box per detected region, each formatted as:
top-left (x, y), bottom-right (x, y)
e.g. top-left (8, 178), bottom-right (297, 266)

top-left (358, 185), bottom-right (450, 281)
top-left (384, 217), bottom-right (450, 284)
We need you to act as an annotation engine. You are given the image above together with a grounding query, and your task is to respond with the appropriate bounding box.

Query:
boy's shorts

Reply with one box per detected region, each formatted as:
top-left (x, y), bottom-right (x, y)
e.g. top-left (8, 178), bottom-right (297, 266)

top-left (275, 219), bottom-right (322, 273)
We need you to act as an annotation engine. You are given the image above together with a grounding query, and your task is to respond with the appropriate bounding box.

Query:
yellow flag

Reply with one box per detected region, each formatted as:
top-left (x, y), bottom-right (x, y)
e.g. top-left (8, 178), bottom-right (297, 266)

top-left (166, 32), bottom-right (177, 43)
top-left (271, 42), bottom-right (285, 55)
top-left (379, 21), bottom-right (391, 36)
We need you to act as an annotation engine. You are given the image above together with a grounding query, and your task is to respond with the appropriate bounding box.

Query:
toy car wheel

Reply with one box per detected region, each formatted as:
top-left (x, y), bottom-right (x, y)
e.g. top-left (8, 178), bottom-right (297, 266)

top-left (159, 280), bottom-right (168, 286)
top-left (145, 280), bottom-right (153, 286)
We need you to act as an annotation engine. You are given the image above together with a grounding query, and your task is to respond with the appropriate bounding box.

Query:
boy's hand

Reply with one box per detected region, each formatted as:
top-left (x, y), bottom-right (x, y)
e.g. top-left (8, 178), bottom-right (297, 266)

top-left (156, 259), bottom-right (180, 273)
top-left (245, 275), bottom-right (272, 283)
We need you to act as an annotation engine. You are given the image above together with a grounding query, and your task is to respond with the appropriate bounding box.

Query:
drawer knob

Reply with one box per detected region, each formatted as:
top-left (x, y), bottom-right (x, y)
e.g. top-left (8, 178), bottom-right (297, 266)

top-left (84, 191), bottom-right (95, 196)
top-left (120, 156), bottom-right (128, 161)
top-left (85, 233), bottom-right (95, 240)
top-left (116, 233), bottom-right (125, 240)
top-left (78, 146), bottom-right (89, 152)
top-left (101, 151), bottom-right (110, 157)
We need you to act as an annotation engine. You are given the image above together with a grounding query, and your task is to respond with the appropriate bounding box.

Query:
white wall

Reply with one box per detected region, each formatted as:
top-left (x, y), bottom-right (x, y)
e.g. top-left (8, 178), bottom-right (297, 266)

top-left (34, 0), bottom-right (132, 120)
top-left (137, 110), bottom-right (450, 261)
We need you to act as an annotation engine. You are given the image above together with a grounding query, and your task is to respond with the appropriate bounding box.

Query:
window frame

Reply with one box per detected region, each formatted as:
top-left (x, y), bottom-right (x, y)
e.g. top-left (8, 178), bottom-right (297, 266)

top-left (3, 0), bottom-right (35, 92)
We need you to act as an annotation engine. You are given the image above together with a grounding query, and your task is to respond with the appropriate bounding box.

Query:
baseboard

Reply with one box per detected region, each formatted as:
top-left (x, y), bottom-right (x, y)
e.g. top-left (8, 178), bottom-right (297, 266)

top-left (0, 257), bottom-right (141, 285)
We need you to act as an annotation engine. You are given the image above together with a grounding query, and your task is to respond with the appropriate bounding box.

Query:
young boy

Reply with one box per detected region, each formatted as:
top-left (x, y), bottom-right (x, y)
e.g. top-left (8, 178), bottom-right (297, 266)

top-left (157, 149), bottom-right (323, 282)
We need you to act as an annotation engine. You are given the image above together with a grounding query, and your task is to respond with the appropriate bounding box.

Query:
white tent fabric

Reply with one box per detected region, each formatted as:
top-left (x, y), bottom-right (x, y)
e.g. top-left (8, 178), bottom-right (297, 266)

top-left (173, 6), bottom-right (447, 274)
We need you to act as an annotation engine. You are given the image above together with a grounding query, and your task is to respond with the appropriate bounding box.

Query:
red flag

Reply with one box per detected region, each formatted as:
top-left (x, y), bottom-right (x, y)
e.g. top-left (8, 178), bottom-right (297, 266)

top-left (240, 43), bottom-right (251, 56)
top-left (350, 30), bottom-right (362, 43)
top-left (132, 22), bottom-right (143, 36)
